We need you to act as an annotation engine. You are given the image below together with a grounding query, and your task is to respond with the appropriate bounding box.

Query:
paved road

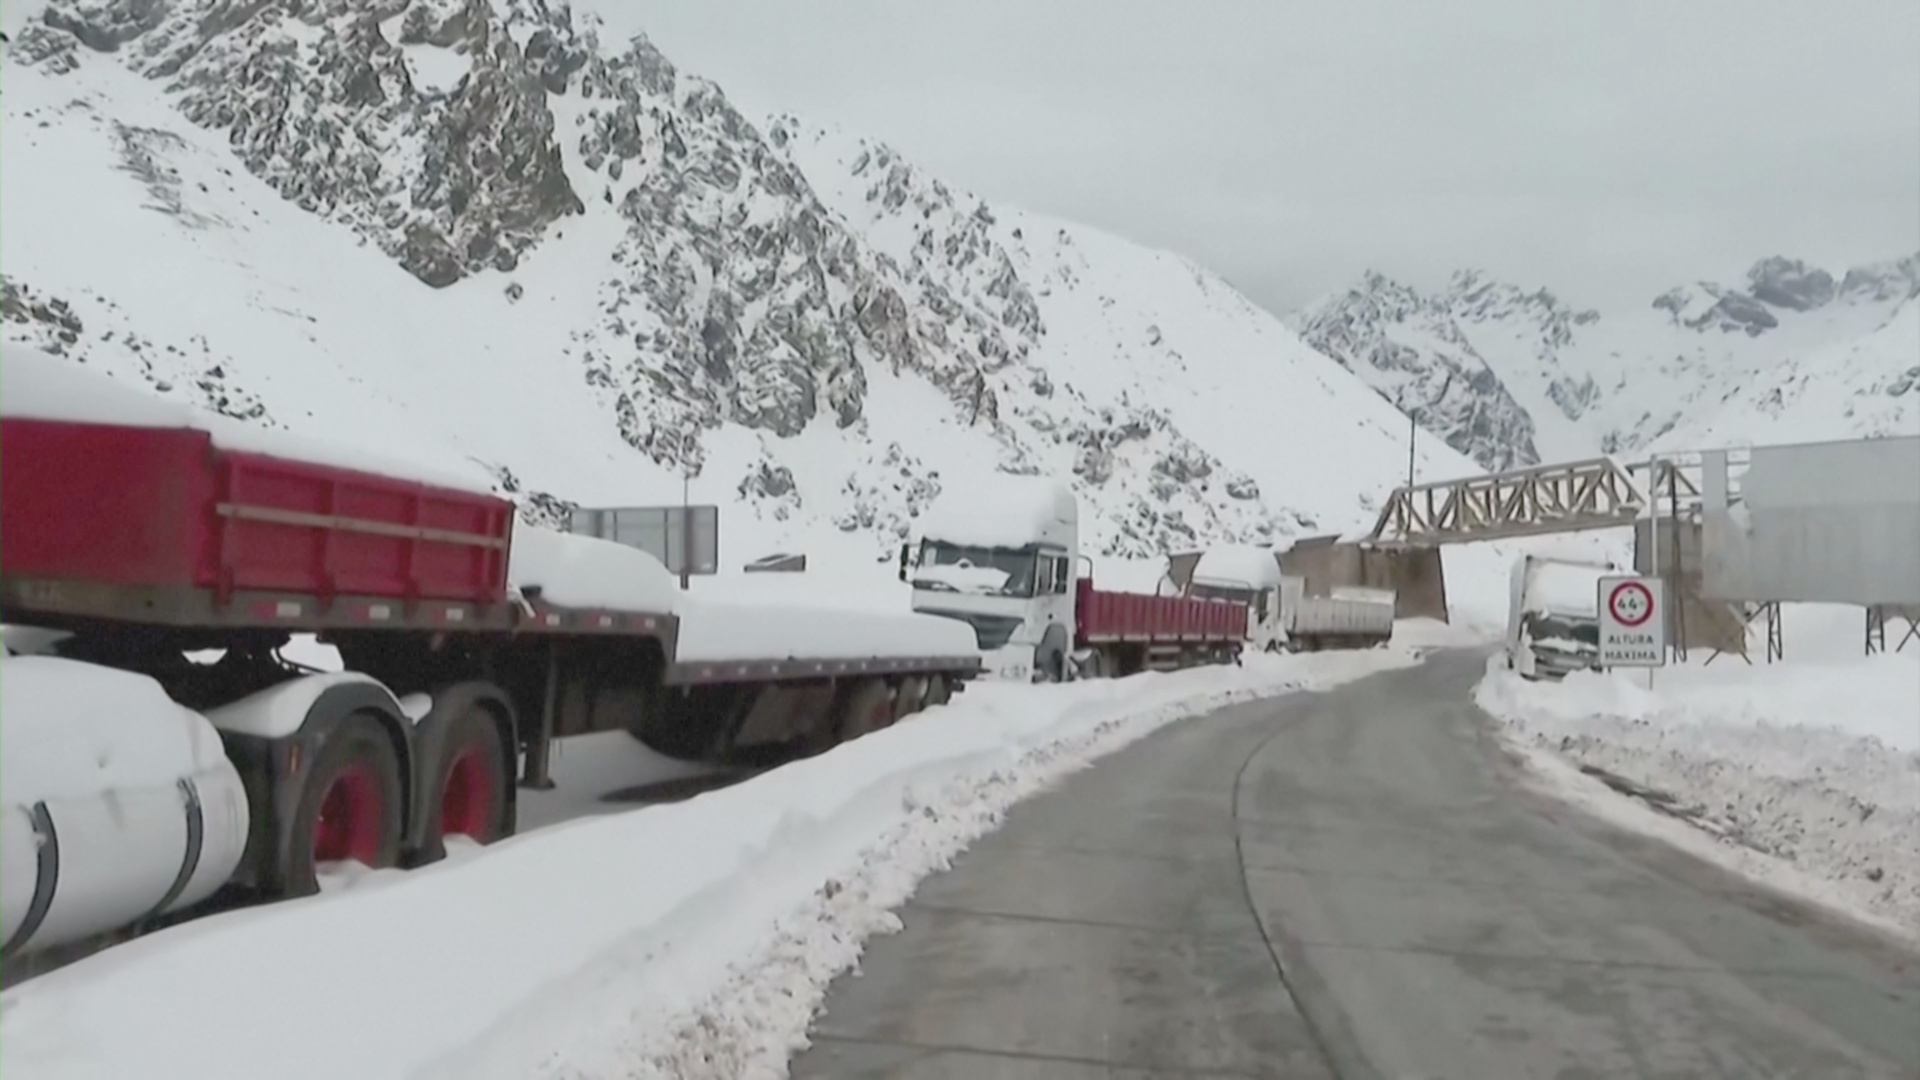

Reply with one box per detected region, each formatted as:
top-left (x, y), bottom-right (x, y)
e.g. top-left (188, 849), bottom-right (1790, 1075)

top-left (789, 650), bottom-right (1920, 1079)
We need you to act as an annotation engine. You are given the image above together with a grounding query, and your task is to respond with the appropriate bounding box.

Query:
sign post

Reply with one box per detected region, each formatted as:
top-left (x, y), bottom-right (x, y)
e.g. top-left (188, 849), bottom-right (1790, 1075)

top-left (1597, 576), bottom-right (1667, 670)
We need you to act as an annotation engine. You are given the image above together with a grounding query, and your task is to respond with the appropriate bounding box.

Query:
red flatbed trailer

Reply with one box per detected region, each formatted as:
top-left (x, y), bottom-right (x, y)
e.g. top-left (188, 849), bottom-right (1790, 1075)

top-left (0, 411), bottom-right (978, 965)
top-left (1072, 574), bottom-right (1248, 676)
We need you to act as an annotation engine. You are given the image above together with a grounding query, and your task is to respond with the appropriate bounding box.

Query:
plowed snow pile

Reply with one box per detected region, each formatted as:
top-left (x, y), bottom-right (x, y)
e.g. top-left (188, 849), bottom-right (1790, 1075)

top-left (1477, 648), bottom-right (1920, 937)
top-left (1, 647), bottom-right (1420, 1080)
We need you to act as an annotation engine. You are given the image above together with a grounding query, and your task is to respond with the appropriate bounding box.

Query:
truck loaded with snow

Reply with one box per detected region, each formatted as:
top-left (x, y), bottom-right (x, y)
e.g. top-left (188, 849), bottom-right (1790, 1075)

top-left (1182, 546), bottom-right (1397, 653)
top-left (900, 477), bottom-right (1247, 682)
top-left (1505, 554), bottom-right (1617, 680)
top-left (0, 347), bottom-right (981, 965)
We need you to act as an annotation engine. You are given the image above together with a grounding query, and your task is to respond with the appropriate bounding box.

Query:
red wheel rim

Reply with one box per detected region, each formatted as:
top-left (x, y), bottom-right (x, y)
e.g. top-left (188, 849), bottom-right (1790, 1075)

top-left (439, 747), bottom-right (496, 841)
top-left (313, 762), bottom-right (386, 866)
top-left (868, 694), bottom-right (895, 732)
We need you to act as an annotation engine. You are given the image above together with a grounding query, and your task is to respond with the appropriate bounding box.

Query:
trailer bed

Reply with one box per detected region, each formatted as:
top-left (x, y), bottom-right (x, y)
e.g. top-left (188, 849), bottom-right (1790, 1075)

top-left (1073, 577), bottom-right (1246, 645)
top-left (2, 417), bottom-right (531, 630)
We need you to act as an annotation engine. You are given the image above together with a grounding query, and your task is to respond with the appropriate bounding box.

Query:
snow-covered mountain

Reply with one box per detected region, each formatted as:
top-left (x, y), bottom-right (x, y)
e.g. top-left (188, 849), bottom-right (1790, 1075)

top-left (1, 0), bottom-right (1472, 574)
top-left (1295, 256), bottom-right (1920, 470)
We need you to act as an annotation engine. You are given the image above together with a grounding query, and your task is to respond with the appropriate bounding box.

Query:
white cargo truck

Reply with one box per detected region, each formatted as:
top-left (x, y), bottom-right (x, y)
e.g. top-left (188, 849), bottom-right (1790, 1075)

top-left (901, 477), bottom-right (1081, 683)
top-left (1185, 545), bottom-right (1288, 652)
top-left (903, 480), bottom-right (1251, 682)
top-left (1181, 548), bottom-right (1396, 652)
top-left (1286, 582), bottom-right (1397, 651)
top-left (1506, 555), bottom-right (1616, 679)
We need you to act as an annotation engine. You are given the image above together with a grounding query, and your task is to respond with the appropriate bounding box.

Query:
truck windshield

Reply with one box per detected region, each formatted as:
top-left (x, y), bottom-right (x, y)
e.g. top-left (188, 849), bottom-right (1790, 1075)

top-left (1192, 581), bottom-right (1265, 620)
top-left (914, 542), bottom-right (1037, 597)
top-left (1525, 613), bottom-right (1600, 647)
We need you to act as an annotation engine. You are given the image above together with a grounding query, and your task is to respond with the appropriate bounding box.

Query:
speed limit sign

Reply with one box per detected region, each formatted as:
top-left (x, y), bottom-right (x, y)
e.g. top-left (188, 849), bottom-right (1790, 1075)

top-left (1597, 576), bottom-right (1666, 666)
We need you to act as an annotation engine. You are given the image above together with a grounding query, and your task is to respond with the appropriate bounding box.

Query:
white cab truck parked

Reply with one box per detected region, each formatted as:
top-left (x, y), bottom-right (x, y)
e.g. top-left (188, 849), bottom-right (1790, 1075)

top-left (1179, 547), bottom-right (1396, 652)
top-left (1185, 545), bottom-right (1288, 652)
top-left (901, 477), bottom-right (1080, 682)
top-left (903, 479), bottom-right (1249, 681)
top-left (1506, 555), bottom-right (1615, 679)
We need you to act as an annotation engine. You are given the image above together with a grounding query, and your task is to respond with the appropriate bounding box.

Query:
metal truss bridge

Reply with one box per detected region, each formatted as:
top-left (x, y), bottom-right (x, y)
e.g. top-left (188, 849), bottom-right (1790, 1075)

top-left (1365, 452), bottom-right (1749, 547)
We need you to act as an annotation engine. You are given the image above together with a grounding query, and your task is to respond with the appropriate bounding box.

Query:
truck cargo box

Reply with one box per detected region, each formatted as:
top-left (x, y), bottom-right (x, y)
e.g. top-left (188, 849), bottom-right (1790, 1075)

top-left (1073, 577), bottom-right (1246, 645)
top-left (2, 418), bottom-right (514, 612)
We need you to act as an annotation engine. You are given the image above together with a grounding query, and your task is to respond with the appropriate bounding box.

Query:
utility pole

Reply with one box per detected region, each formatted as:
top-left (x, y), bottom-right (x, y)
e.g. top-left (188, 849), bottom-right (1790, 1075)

top-left (679, 466), bottom-right (693, 592)
top-left (1406, 409), bottom-right (1417, 488)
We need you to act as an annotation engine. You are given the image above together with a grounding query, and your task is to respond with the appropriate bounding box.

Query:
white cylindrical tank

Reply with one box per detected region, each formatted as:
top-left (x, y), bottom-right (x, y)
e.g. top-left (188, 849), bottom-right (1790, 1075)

top-left (0, 656), bottom-right (251, 956)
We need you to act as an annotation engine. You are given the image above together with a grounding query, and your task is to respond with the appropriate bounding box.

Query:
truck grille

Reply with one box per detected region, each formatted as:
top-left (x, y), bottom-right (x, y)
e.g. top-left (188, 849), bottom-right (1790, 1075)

top-left (919, 609), bottom-right (1023, 651)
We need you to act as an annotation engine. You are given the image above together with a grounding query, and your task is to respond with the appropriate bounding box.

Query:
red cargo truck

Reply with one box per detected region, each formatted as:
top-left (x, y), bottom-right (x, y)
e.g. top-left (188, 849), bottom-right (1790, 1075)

top-left (1073, 573), bottom-right (1248, 678)
top-left (0, 348), bottom-right (980, 966)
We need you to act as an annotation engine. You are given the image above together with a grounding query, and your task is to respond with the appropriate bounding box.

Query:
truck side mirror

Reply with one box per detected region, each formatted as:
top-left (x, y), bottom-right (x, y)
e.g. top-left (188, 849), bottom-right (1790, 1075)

top-left (898, 542), bottom-right (911, 582)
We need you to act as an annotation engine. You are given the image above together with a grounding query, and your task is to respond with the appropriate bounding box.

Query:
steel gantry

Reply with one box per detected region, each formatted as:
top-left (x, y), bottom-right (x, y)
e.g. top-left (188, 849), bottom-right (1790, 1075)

top-left (1364, 452), bottom-right (1754, 547)
top-left (1366, 457), bottom-right (1650, 546)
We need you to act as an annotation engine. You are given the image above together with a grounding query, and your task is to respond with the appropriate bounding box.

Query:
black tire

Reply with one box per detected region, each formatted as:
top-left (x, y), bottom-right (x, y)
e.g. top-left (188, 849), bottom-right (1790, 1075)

top-left (836, 679), bottom-right (896, 743)
top-left (286, 712), bottom-right (404, 894)
top-left (426, 704), bottom-right (512, 846)
top-left (923, 674), bottom-right (952, 708)
top-left (895, 676), bottom-right (929, 718)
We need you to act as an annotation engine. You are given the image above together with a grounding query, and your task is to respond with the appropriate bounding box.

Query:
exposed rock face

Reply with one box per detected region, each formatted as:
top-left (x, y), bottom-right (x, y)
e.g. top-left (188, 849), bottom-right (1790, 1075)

top-left (1657, 285), bottom-right (1781, 335)
top-left (1746, 256), bottom-right (1835, 312)
top-left (10, 0), bottom-right (1367, 559)
top-left (27, 0), bottom-right (585, 287)
top-left (1294, 272), bottom-right (1544, 471)
top-left (1838, 253), bottom-right (1920, 303)
top-left (1301, 250), bottom-right (1920, 468)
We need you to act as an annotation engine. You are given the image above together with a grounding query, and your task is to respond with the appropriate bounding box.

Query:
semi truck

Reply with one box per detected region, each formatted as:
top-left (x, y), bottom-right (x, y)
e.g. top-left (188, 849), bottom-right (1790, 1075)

top-left (1182, 546), bottom-right (1397, 652)
top-left (0, 347), bottom-right (982, 966)
top-left (900, 477), bottom-right (1247, 681)
top-left (1505, 554), bottom-right (1616, 679)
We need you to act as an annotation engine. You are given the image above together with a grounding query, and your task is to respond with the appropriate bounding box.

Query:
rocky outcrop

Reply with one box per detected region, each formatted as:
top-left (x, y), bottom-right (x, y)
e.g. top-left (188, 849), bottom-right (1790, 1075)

top-left (1838, 253), bottom-right (1920, 303)
top-left (1301, 251), bottom-right (1920, 471)
top-left (10, 0), bottom-right (1337, 558)
top-left (1745, 256), bottom-right (1836, 312)
top-left (24, 0), bottom-right (585, 287)
top-left (1294, 272), bottom-right (1543, 471)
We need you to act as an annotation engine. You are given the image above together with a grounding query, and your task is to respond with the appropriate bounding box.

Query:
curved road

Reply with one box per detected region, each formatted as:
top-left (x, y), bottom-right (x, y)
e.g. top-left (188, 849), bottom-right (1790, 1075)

top-left (789, 650), bottom-right (1920, 1079)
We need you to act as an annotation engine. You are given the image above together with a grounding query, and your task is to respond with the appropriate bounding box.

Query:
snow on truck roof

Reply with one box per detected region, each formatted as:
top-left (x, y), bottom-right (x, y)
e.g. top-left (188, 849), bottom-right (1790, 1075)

top-left (919, 475), bottom-right (1077, 549)
top-left (0, 345), bottom-right (497, 496)
top-left (1191, 545), bottom-right (1283, 589)
top-left (675, 596), bottom-right (979, 662)
top-left (1526, 559), bottom-right (1616, 616)
top-left (507, 520), bottom-right (681, 615)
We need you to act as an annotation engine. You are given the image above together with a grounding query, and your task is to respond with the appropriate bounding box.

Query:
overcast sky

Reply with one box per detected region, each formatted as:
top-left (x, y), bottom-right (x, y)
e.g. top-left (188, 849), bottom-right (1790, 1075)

top-left (623, 0), bottom-right (1920, 314)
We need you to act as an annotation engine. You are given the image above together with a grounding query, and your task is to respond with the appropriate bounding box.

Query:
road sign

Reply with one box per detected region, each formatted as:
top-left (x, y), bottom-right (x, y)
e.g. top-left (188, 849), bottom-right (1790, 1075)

top-left (1597, 576), bottom-right (1666, 667)
top-left (567, 505), bottom-right (720, 577)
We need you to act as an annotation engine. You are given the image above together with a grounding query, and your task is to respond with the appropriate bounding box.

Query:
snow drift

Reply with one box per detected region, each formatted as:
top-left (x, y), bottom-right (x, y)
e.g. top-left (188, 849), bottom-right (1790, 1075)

top-left (1476, 651), bottom-right (1920, 937)
top-left (0, 648), bottom-right (1421, 1080)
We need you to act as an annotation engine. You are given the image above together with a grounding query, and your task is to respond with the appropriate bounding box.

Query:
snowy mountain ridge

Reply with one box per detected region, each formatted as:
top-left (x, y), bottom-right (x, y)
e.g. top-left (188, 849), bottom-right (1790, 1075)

top-left (1, 0), bottom-right (1473, 573)
top-left (1296, 254), bottom-right (1920, 470)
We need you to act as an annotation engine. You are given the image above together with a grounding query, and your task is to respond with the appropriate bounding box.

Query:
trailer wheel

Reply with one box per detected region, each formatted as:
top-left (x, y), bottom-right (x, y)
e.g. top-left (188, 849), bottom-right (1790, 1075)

top-left (895, 676), bottom-right (929, 718)
top-left (837, 679), bottom-right (897, 742)
top-left (291, 713), bottom-right (403, 884)
top-left (429, 705), bottom-right (510, 844)
top-left (923, 674), bottom-right (952, 708)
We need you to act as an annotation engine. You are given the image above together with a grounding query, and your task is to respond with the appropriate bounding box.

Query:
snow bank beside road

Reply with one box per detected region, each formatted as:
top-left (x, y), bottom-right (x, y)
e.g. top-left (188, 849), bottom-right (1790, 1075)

top-left (1477, 654), bottom-right (1920, 937)
top-left (0, 649), bottom-right (1419, 1080)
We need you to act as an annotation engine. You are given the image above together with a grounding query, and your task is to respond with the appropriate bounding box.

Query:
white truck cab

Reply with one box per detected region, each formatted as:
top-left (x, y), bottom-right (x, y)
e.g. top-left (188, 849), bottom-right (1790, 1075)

top-left (1506, 555), bottom-right (1617, 679)
top-left (1185, 545), bottom-right (1287, 652)
top-left (902, 477), bottom-right (1079, 682)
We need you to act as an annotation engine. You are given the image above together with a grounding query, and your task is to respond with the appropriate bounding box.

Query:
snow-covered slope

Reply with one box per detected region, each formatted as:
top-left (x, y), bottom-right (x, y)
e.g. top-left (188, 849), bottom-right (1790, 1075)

top-left (1, 0), bottom-right (1474, 576)
top-left (1295, 257), bottom-right (1920, 470)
